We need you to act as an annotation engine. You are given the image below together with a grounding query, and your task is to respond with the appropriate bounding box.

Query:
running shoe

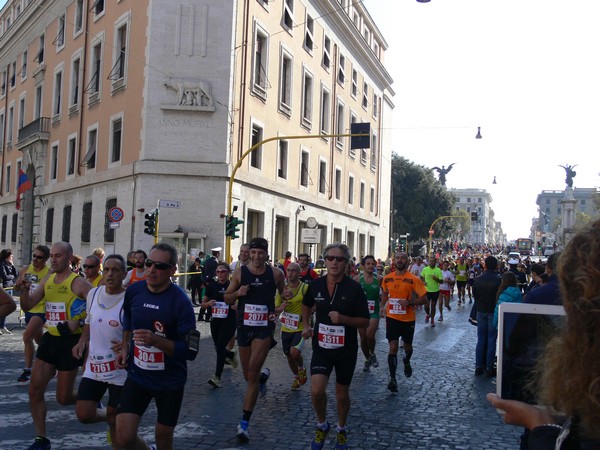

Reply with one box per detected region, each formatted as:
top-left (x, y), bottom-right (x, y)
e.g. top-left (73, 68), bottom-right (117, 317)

top-left (403, 358), bottom-right (413, 378)
top-left (425, 314), bottom-right (430, 323)
top-left (334, 429), bottom-right (349, 450)
top-left (2, 327), bottom-right (12, 335)
top-left (208, 376), bottom-right (221, 388)
top-left (438, 315), bottom-right (443, 322)
top-left (18, 369), bottom-right (32, 383)
top-left (259, 368), bottom-right (270, 398)
top-left (297, 367), bottom-right (307, 385)
top-left (310, 422), bottom-right (331, 450)
top-left (363, 359), bottom-right (370, 372)
top-left (370, 354), bottom-right (379, 368)
top-left (387, 378), bottom-right (398, 393)
top-left (229, 352), bottom-right (238, 369)
top-left (27, 436), bottom-right (51, 450)
top-left (291, 377), bottom-right (301, 391)
top-left (237, 420), bottom-right (250, 442)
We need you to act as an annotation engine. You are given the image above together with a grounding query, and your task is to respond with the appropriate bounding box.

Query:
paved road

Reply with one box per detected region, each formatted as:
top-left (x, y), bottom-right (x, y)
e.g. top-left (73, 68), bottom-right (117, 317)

top-left (1, 298), bottom-right (521, 450)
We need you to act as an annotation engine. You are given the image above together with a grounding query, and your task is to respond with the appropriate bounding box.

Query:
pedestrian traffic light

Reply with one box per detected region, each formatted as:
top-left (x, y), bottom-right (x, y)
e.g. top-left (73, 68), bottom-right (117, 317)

top-left (226, 215), bottom-right (244, 239)
top-left (144, 210), bottom-right (157, 236)
top-left (471, 211), bottom-right (478, 221)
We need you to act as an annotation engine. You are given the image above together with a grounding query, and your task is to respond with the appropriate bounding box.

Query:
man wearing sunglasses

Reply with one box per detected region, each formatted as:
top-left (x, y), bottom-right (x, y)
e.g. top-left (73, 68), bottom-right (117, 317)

top-left (224, 237), bottom-right (286, 443)
top-left (15, 245), bottom-right (50, 383)
top-left (20, 242), bottom-right (93, 450)
top-left (116, 242), bottom-right (198, 450)
top-left (302, 243), bottom-right (370, 450)
top-left (83, 255), bottom-right (103, 287)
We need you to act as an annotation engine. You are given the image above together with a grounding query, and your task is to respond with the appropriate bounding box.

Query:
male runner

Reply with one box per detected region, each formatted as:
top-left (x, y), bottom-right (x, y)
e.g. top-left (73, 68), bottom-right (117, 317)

top-left (83, 255), bottom-right (103, 287)
top-left (298, 253), bottom-right (319, 284)
top-left (302, 243), bottom-right (369, 450)
top-left (72, 254), bottom-right (144, 449)
top-left (420, 257), bottom-right (443, 327)
top-left (20, 242), bottom-right (92, 450)
top-left (354, 255), bottom-right (382, 371)
top-left (224, 237), bottom-right (286, 442)
top-left (455, 257), bottom-right (468, 304)
top-left (123, 250), bottom-right (147, 287)
top-left (15, 245), bottom-right (50, 383)
top-left (116, 243), bottom-right (198, 450)
top-left (275, 262), bottom-right (308, 390)
top-left (381, 251), bottom-right (427, 392)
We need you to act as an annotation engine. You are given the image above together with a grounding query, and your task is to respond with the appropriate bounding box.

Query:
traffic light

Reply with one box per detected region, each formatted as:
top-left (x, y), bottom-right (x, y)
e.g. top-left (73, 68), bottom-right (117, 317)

top-left (350, 122), bottom-right (371, 150)
top-left (226, 215), bottom-right (244, 239)
top-left (471, 211), bottom-right (478, 221)
top-left (144, 210), bottom-right (157, 236)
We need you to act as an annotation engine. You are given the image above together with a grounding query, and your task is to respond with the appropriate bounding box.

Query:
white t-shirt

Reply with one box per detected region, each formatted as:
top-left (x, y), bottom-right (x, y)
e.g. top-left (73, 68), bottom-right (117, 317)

top-left (439, 270), bottom-right (455, 291)
top-left (83, 286), bottom-right (128, 385)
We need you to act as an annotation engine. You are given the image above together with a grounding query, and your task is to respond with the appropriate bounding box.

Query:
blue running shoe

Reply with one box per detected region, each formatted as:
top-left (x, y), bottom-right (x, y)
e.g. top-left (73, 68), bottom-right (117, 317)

top-left (310, 422), bottom-right (331, 450)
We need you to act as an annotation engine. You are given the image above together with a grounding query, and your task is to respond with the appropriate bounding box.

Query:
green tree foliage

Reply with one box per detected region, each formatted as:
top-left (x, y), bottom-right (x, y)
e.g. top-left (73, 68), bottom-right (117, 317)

top-left (391, 155), bottom-right (457, 240)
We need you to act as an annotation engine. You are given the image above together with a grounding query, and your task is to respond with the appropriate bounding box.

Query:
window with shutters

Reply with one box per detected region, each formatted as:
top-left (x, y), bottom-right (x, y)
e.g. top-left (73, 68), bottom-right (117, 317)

top-left (81, 202), bottom-right (92, 242)
top-left (62, 205), bottom-right (72, 242)
top-left (45, 208), bottom-right (54, 243)
top-left (104, 198), bottom-right (116, 242)
top-left (11, 213), bottom-right (17, 242)
top-left (1, 215), bottom-right (7, 243)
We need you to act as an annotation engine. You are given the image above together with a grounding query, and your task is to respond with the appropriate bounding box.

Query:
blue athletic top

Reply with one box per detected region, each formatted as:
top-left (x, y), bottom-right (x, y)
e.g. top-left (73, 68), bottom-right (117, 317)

top-left (122, 281), bottom-right (197, 390)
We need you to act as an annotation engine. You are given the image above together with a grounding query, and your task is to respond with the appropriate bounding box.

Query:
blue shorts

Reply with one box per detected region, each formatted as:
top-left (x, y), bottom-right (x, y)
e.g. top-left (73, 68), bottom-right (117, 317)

top-left (25, 312), bottom-right (46, 325)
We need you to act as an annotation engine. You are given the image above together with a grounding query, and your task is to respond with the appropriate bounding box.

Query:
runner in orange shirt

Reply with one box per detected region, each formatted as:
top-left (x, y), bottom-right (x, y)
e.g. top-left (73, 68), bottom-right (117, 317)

top-left (381, 252), bottom-right (427, 393)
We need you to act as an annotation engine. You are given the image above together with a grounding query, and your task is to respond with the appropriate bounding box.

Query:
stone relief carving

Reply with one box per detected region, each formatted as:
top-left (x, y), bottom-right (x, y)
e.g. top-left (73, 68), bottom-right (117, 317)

top-left (162, 78), bottom-right (215, 111)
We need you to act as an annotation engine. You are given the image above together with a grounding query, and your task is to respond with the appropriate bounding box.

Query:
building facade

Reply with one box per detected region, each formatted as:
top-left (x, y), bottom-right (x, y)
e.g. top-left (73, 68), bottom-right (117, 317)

top-left (0, 0), bottom-right (393, 268)
top-left (535, 188), bottom-right (598, 236)
top-left (450, 188), bottom-right (504, 246)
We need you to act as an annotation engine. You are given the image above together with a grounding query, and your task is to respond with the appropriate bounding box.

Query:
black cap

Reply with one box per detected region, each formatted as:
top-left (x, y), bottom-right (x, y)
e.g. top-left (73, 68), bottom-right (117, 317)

top-left (249, 237), bottom-right (268, 252)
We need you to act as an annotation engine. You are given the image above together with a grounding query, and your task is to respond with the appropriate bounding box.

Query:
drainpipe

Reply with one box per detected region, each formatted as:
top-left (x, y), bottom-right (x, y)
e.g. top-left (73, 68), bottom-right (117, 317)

top-left (236, 0), bottom-right (250, 160)
top-left (76, 0), bottom-right (91, 176)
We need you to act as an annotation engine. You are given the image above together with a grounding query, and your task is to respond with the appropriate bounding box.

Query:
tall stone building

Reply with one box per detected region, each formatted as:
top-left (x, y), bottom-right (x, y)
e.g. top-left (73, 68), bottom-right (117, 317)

top-left (0, 0), bottom-right (393, 267)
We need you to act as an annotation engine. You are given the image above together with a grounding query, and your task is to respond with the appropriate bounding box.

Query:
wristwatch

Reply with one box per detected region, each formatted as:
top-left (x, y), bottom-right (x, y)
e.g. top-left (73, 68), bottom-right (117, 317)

top-left (79, 319), bottom-right (86, 327)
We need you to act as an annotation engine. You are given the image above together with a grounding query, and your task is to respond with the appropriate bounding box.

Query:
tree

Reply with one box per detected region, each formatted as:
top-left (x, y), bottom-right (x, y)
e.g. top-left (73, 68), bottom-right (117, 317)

top-left (390, 155), bottom-right (457, 240)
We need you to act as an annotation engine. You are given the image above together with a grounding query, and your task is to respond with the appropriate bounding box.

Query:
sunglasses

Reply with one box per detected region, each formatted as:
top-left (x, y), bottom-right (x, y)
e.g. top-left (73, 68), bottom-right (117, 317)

top-left (144, 259), bottom-right (174, 270)
top-left (32, 255), bottom-right (46, 260)
top-left (83, 264), bottom-right (97, 269)
top-left (324, 255), bottom-right (347, 262)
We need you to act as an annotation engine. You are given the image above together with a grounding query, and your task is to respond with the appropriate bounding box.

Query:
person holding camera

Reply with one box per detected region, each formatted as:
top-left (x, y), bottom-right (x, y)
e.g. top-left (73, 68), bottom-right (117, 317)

top-left (19, 242), bottom-right (92, 450)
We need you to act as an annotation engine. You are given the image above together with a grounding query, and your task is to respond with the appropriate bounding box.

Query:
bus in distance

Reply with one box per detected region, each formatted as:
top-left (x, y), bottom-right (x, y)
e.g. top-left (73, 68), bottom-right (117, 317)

top-left (516, 238), bottom-right (533, 256)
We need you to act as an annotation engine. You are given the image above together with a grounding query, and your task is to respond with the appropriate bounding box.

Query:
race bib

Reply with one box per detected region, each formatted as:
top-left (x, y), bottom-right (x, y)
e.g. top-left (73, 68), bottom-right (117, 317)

top-left (459, 270), bottom-right (466, 276)
top-left (212, 301), bottom-right (229, 319)
top-left (388, 298), bottom-right (407, 315)
top-left (368, 300), bottom-right (375, 314)
top-left (46, 302), bottom-right (67, 327)
top-left (243, 303), bottom-right (268, 326)
top-left (89, 353), bottom-right (117, 380)
top-left (280, 312), bottom-right (299, 330)
top-left (133, 344), bottom-right (165, 370)
top-left (318, 323), bottom-right (345, 349)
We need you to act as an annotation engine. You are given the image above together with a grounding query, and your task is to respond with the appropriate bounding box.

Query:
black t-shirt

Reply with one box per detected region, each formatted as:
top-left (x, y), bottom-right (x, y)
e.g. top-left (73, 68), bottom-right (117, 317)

top-left (303, 276), bottom-right (369, 351)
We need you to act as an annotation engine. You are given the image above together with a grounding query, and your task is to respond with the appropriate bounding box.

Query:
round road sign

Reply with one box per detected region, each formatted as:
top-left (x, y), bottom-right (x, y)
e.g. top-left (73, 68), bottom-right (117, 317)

top-left (108, 207), bottom-right (124, 222)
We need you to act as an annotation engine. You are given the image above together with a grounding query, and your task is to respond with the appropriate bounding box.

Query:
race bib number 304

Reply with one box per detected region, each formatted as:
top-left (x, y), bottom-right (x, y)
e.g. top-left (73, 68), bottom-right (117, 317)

top-left (318, 323), bottom-right (345, 349)
top-left (133, 345), bottom-right (165, 370)
top-left (243, 304), bottom-right (268, 326)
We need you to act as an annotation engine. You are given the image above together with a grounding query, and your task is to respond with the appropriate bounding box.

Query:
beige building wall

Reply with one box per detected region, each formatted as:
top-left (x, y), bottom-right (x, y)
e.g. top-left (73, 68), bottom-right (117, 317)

top-left (0, 0), bottom-right (393, 267)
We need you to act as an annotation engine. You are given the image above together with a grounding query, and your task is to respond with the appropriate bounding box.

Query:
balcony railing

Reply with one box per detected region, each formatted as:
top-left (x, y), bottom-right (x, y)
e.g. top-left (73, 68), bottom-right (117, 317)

top-left (16, 117), bottom-right (50, 150)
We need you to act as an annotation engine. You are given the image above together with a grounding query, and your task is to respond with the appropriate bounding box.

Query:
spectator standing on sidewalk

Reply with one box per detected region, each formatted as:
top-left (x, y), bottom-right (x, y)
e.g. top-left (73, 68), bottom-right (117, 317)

top-left (302, 243), bottom-right (369, 450)
top-left (473, 256), bottom-right (501, 377)
top-left (488, 218), bottom-right (600, 449)
top-left (14, 246), bottom-right (51, 382)
top-left (0, 248), bottom-right (18, 334)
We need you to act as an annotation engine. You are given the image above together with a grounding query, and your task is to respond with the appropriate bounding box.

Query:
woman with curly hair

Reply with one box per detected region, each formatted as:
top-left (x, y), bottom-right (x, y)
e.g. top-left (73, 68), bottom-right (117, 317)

top-left (488, 218), bottom-right (600, 449)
